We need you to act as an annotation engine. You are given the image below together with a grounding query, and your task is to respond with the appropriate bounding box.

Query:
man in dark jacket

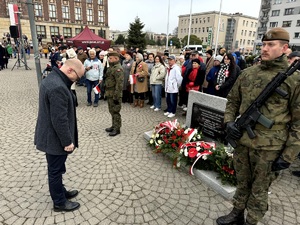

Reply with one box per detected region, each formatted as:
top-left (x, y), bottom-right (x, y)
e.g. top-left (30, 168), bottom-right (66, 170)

top-left (34, 59), bottom-right (85, 212)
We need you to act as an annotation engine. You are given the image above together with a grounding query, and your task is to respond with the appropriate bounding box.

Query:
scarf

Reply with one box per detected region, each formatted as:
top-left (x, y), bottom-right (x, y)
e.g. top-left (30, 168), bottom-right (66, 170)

top-left (217, 63), bottom-right (229, 86)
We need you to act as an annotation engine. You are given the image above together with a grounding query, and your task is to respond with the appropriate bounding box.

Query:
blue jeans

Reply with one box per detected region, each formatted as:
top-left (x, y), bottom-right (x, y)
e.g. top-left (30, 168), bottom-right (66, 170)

top-left (151, 84), bottom-right (162, 109)
top-left (86, 79), bottom-right (100, 103)
top-left (46, 153), bottom-right (68, 205)
top-left (166, 92), bottom-right (178, 114)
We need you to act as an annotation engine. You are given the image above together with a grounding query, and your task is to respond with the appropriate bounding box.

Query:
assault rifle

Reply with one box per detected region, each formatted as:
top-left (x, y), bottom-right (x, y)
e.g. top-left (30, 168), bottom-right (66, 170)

top-left (226, 59), bottom-right (300, 148)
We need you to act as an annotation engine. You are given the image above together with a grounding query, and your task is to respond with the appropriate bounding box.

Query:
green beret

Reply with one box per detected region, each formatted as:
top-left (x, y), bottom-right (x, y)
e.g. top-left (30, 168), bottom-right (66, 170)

top-left (262, 28), bottom-right (290, 42)
top-left (108, 51), bottom-right (120, 57)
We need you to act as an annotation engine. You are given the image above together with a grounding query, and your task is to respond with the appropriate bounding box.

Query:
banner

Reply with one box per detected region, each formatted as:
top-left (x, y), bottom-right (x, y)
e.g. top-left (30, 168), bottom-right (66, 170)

top-left (8, 4), bottom-right (19, 25)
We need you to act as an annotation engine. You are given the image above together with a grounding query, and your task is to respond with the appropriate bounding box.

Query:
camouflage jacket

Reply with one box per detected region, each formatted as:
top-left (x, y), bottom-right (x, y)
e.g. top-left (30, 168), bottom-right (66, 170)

top-left (225, 55), bottom-right (300, 163)
top-left (105, 61), bottom-right (124, 100)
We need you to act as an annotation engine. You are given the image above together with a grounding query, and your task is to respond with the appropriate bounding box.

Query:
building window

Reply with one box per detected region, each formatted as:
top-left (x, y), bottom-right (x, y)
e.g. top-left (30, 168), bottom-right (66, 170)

top-left (253, 31), bottom-right (256, 37)
top-left (273, 0), bottom-right (282, 4)
top-left (241, 30), bottom-right (243, 35)
top-left (270, 22), bottom-right (278, 27)
top-left (245, 30), bottom-right (247, 36)
top-left (195, 18), bottom-right (198, 23)
top-left (98, 0), bottom-right (103, 4)
top-left (49, 4), bottom-right (56, 18)
top-left (247, 40), bottom-right (250, 45)
top-left (203, 18), bottom-right (206, 23)
top-left (63, 27), bottom-right (72, 38)
top-left (251, 22), bottom-right (253, 27)
top-left (75, 7), bottom-right (82, 20)
top-left (297, 20), bottom-right (300, 26)
top-left (87, 9), bottom-right (93, 22)
top-left (192, 19), bottom-right (194, 24)
top-left (75, 28), bottom-right (81, 35)
top-left (246, 21), bottom-right (248, 26)
top-left (181, 29), bottom-right (183, 33)
top-left (98, 11), bottom-right (104, 23)
top-left (62, 6), bottom-right (69, 19)
top-left (240, 39), bottom-right (242, 45)
top-left (287, 0), bottom-right (296, 2)
top-left (50, 26), bottom-right (59, 37)
top-left (34, 4), bottom-right (42, 17)
top-left (282, 20), bottom-right (292, 27)
top-left (184, 28), bottom-right (186, 33)
top-left (202, 27), bottom-right (205, 32)
top-left (243, 39), bottom-right (245, 45)
top-left (295, 32), bottom-right (300, 39)
top-left (249, 31), bottom-right (252, 36)
top-left (206, 27), bottom-right (209, 32)
top-left (181, 20), bottom-right (183, 24)
top-left (207, 17), bottom-right (210, 23)
top-left (199, 18), bottom-right (201, 23)
top-left (36, 25), bottom-right (46, 38)
top-left (243, 20), bottom-right (245, 26)
top-left (191, 28), bottom-right (193, 33)
top-left (284, 8), bottom-right (294, 15)
top-left (194, 28), bottom-right (197, 33)
top-left (271, 10), bottom-right (280, 16)
top-left (198, 28), bottom-right (201, 32)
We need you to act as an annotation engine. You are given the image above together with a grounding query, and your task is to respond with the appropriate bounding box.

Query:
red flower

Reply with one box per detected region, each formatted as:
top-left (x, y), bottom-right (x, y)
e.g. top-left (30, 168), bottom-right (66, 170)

top-left (178, 141), bottom-right (183, 148)
top-left (165, 128), bottom-right (170, 134)
top-left (171, 135), bottom-right (177, 140)
top-left (188, 148), bottom-right (198, 158)
top-left (201, 142), bottom-right (212, 150)
top-left (165, 139), bottom-right (169, 144)
top-left (171, 143), bottom-right (176, 148)
top-left (222, 166), bottom-right (235, 175)
top-left (176, 130), bottom-right (182, 136)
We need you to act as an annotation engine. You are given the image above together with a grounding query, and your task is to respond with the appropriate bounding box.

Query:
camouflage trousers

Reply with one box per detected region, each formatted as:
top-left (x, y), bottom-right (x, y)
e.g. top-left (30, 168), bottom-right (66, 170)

top-left (233, 145), bottom-right (281, 224)
top-left (107, 97), bottom-right (122, 131)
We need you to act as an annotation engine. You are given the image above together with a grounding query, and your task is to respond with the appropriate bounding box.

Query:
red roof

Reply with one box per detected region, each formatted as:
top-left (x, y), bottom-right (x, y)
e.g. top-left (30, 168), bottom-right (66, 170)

top-left (66, 26), bottom-right (110, 50)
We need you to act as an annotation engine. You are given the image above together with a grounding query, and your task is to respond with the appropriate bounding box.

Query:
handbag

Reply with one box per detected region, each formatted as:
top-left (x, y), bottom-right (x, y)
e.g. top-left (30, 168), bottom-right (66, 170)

top-left (137, 77), bottom-right (145, 82)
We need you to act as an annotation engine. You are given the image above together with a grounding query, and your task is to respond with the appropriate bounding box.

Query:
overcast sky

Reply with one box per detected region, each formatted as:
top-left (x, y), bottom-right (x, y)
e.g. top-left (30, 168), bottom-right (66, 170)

top-left (108, 0), bottom-right (262, 34)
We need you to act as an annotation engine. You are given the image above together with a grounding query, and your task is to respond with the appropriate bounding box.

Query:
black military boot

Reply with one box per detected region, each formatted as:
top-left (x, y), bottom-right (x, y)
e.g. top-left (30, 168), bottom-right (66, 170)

top-left (105, 127), bottom-right (114, 132)
top-left (216, 207), bottom-right (245, 225)
top-left (109, 129), bottom-right (120, 136)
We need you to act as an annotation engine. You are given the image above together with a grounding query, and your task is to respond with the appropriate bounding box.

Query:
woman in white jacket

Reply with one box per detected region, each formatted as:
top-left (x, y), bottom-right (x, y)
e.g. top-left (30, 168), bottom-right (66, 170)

top-left (164, 55), bottom-right (183, 118)
top-left (149, 55), bottom-right (166, 111)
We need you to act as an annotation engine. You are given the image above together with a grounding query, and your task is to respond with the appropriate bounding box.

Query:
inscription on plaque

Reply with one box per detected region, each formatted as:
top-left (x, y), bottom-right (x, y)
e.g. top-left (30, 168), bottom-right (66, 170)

top-left (191, 103), bottom-right (226, 143)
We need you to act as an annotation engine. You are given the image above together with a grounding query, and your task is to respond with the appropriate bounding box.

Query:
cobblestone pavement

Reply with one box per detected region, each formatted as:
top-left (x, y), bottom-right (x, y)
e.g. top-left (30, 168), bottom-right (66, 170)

top-left (0, 58), bottom-right (300, 225)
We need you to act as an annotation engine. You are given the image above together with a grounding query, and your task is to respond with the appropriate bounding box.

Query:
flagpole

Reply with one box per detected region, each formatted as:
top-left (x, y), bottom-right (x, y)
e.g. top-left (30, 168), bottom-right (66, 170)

top-left (214, 0), bottom-right (223, 57)
top-left (187, 0), bottom-right (193, 47)
top-left (166, 0), bottom-right (170, 51)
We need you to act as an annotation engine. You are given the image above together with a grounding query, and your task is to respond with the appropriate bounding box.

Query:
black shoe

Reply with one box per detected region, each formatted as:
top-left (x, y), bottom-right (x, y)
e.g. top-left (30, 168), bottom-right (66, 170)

top-left (109, 129), bottom-right (120, 136)
top-left (105, 127), bottom-right (114, 132)
top-left (93, 102), bottom-right (98, 107)
top-left (65, 190), bottom-right (79, 199)
top-left (216, 207), bottom-right (245, 225)
top-left (54, 200), bottom-right (80, 212)
top-left (292, 171), bottom-right (300, 177)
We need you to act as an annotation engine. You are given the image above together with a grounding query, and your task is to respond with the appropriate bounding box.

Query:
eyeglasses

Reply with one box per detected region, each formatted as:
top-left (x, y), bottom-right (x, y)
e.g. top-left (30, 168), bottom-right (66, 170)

top-left (72, 69), bottom-right (81, 81)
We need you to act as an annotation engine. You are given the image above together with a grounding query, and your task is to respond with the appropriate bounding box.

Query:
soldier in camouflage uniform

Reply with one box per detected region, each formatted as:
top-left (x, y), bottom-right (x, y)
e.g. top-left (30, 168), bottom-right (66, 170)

top-left (217, 28), bottom-right (300, 225)
top-left (104, 51), bottom-right (124, 136)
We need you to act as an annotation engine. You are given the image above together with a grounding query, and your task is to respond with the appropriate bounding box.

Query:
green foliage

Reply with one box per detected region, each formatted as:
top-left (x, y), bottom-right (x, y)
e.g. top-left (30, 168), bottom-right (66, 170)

top-left (169, 37), bottom-right (181, 48)
top-left (156, 38), bottom-right (162, 46)
top-left (115, 34), bottom-right (126, 45)
top-left (127, 17), bottom-right (146, 49)
top-left (182, 35), bottom-right (202, 46)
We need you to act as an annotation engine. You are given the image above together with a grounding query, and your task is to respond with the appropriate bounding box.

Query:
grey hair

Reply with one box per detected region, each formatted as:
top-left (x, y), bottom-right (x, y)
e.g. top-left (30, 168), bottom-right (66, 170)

top-left (89, 49), bottom-right (96, 54)
top-left (136, 53), bottom-right (143, 60)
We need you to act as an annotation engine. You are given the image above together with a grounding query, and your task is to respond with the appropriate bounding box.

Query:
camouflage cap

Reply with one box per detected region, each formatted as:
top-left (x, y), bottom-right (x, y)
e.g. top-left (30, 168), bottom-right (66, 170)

top-left (108, 51), bottom-right (120, 57)
top-left (262, 27), bottom-right (290, 42)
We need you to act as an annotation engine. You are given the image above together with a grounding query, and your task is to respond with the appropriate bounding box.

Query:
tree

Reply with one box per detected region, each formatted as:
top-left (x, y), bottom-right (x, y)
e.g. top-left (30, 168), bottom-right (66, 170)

top-left (115, 34), bottom-right (126, 45)
top-left (181, 35), bottom-right (202, 46)
top-left (156, 38), bottom-right (162, 46)
top-left (173, 27), bottom-right (178, 37)
top-left (127, 17), bottom-right (146, 49)
top-left (169, 37), bottom-right (181, 48)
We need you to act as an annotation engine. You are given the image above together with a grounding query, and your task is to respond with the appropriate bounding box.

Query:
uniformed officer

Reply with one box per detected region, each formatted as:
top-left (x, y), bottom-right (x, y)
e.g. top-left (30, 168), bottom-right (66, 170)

top-left (104, 51), bottom-right (124, 136)
top-left (217, 28), bottom-right (300, 225)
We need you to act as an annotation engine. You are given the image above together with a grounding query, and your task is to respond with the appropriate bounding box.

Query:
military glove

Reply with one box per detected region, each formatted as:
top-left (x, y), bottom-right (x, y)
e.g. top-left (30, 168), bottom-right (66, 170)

top-left (113, 99), bottom-right (119, 105)
top-left (226, 122), bottom-right (243, 140)
top-left (272, 156), bottom-right (290, 171)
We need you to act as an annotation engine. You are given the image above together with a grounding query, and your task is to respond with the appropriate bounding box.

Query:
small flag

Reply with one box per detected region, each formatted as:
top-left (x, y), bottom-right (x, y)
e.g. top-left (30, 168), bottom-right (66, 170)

top-left (93, 84), bottom-right (101, 94)
top-left (129, 74), bottom-right (136, 84)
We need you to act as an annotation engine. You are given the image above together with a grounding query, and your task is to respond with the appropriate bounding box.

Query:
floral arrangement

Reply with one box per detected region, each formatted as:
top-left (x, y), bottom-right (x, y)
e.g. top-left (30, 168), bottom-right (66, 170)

top-left (149, 119), bottom-right (237, 186)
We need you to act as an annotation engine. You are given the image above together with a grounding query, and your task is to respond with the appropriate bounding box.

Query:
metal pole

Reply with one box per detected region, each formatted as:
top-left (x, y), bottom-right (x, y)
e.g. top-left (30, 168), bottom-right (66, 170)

top-left (16, 11), bottom-right (28, 69)
top-left (165, 0), bottom-right (170, 50)
top-left (214, 0), bottom-right (223, 57)
top-left (26, 0), bottom-right (42, 86)
top-left (187, 0), bottom-right (193, 47)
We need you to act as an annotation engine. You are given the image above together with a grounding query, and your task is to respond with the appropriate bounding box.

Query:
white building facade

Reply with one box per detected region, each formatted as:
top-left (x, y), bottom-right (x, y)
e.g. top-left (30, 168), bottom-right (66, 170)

top-left (255, 0), bottom-right (300, 53)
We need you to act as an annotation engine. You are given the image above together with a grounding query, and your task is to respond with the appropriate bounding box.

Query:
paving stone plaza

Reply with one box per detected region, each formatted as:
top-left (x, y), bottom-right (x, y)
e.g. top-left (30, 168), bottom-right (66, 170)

top-left (0, 58), bottom-right (300, 225)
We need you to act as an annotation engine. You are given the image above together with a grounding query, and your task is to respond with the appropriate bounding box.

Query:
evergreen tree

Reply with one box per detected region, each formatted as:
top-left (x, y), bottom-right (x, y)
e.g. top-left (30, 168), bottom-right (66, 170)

top-left (127, 17), bottom-right (146, 49)
top-left (115, 34), bottom-right (126, 45)
top-left (169, 37), bottom-right (181, 48)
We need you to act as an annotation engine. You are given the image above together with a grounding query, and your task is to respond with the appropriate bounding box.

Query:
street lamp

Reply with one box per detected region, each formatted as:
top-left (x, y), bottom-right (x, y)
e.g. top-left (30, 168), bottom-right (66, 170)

top-left (187, 0), bottom-right (193, 47)
top-left (214, 0), bottom-right (223, 57)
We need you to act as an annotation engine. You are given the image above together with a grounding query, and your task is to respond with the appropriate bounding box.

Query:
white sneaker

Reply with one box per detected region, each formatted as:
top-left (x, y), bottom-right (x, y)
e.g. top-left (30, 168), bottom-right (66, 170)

top-left (164, 112), bottom-right (170, 116)
top-left (183, 107), bottom-right (188, 111)
top-left (154, 108), bottom-right (161, 111)
top-left (167, 113), bottom-right (175, 118)
top-left (150, 105), bottom-right (155, 109)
